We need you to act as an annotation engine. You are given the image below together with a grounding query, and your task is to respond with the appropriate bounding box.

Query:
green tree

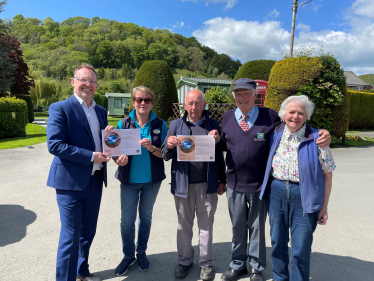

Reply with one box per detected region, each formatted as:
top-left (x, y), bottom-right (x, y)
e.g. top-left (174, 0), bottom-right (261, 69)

top-left (132, 60), bottom-right (178, 120)
top-left (96, 40), bottom-right (114, 67)
top-left (204, 86), bottom-right (228, 103)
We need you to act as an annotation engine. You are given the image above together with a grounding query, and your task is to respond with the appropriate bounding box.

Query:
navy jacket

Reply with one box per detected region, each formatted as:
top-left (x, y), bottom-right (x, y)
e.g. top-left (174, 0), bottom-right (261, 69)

top-left (259, 122), bottom-right (326, 213)
top-left (161, 110), bottom-right (226, 198)
top-left (47, 95), bottom-right (108, 190)
top-left (115, 116), bottom-right (166, 184)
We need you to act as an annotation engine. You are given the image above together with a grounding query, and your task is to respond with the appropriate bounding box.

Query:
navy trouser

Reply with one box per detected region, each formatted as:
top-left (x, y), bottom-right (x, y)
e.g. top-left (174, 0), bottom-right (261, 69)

top-left (227, 188), bottom-right (267, 272)
top-left (55, 172), bottom-right (103, 281)
top-left (268, 179), bottom-right (319, 281)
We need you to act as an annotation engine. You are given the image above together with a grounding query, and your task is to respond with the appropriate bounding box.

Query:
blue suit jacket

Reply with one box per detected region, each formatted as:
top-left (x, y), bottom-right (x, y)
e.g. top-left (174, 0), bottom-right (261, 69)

top-left (47, 95), bottom-right (108, 190)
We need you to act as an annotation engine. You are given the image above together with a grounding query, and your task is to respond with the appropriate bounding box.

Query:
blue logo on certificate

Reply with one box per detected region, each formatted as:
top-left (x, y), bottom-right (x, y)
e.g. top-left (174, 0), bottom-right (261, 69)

top-left (257, 133), bottom-right (264, 139)
top-left (210, 156), bottom-right (213, 160)
top-left (136, 149), bottom-right (140, 153)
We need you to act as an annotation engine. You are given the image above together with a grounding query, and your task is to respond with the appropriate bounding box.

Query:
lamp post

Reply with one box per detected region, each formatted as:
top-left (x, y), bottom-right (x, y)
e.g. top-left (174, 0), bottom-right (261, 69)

top-left (289, 0), bottom-right (313, 58)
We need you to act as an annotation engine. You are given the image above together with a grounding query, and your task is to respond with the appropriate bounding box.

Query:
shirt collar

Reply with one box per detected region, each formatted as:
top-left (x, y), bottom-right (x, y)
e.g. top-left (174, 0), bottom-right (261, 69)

top-left (284, 123), bottom-right (306, 140)
top-left (236, 106), bottom-right (257, 120)
top-left (74, 94), bottom-right (96, 109)
top-left (187, 115), bottom-right (205, 126)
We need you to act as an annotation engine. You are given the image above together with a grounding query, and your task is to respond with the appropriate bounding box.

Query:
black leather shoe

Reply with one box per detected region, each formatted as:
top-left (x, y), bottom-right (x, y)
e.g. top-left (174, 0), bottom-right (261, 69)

top-left (200, 266), bottom-right (214, 281)
top-left (249, 269), bottom-right (263, 281)
top-left (174, 263), bottom-right (193, 279)
top-left (221, 267), bottom-right (248, 281)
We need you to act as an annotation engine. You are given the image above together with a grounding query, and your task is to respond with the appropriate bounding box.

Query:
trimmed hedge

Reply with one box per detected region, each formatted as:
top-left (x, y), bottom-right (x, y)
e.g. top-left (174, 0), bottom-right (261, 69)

top-left (93, 92), bottom-right (104, 107)
top-left (348, 90), bottom-right (374, 128)
top-left (0, 97), bottom-right (27, 139)
top-left (228, 59), bottom-right (276, 103)
top-left (15, 94), bottom-right (34, 123)
top-left (265, 56), bottom-right (349, 139)
top-left (132, 60), bottom-right (178, 121)
top-left (102, 95), bottom-right (109, 110)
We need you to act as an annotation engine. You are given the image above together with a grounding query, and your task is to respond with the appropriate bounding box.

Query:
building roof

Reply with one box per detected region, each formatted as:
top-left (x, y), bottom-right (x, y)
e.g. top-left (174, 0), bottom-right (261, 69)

top-left (344, 71), bottom-right (370, 86)
top-left (176, 76), bottom-right (233, 88)
top-left (105, 93), bottom-right (131, 98)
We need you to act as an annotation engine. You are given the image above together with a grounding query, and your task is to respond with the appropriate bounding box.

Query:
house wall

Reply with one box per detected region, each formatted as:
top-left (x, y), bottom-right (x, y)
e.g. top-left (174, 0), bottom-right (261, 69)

top-left (108, 97), bottom-right (130, 115)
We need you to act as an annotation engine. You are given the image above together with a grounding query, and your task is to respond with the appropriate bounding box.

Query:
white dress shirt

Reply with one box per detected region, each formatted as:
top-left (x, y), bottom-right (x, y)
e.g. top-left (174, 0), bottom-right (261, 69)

top-left (74, 94), bottom-right (103, 173)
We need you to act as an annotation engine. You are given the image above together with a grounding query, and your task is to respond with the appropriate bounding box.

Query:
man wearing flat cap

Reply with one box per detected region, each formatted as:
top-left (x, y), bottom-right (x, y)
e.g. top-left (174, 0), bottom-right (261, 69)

top-left (220, 78), bottom-right (331, 281)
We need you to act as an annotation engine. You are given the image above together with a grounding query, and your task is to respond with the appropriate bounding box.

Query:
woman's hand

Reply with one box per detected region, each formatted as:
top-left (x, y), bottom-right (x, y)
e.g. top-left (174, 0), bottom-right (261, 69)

top-left (115, 155), bottom-right (128, 166)
top-left (318, 207), bottom-right (328, 225)
top-left (140, 138), bottom-right (153, 151)
top-left (316, 129), bottom-right (331, 148)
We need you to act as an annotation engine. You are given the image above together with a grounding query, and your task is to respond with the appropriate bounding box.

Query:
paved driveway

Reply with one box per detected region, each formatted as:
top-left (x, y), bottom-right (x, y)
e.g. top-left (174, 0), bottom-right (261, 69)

top-left (0, 143), bottom-right (373, 280)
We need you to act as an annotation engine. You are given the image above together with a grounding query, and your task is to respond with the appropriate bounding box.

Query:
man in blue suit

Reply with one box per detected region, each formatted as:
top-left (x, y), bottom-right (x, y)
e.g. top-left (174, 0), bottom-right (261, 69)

top-left (47, 64), bottom-right (111, 281)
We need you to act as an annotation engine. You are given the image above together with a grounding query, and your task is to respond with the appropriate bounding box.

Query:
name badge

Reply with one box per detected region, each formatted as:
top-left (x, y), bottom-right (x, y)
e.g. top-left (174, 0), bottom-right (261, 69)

top-left (153, 129), bottom-right (161, 134)
top-left (254, 133), bottom-right (266, 142)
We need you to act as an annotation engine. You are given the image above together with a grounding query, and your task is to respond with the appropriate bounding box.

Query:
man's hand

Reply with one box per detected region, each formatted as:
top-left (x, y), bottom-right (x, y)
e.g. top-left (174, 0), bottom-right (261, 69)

top-left (104, 125), bottom-right (115, 131)
top-left (140, 138), bottom-right (153, 151)
top-left (115, 155), bottom-right (129, 166)
top-left (93, 152), bottom-right (110, 163)
top-left (208, 129), bottom-right (220, 142)
top-left (318, 207), bottom-right (328, 225)
top-left (316, 129), bottom-right (331, 148)
top-left (217, 183), bottom-right (226, 195)
top-left (167, 136), bottom-right (180, 149)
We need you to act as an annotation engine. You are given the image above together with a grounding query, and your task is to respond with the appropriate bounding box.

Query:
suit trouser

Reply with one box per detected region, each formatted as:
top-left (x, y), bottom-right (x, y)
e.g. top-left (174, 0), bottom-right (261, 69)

top-left (227, 188), bottom-right (267, 272)
top-left (174, 182), bottom-right (218, 267)
top-left (55, 172), bottom-right (103, 281)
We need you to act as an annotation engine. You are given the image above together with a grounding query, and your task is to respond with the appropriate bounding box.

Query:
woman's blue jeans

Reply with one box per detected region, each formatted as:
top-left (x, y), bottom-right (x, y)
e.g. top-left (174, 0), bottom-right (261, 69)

top-left (267, 178), bottom-right (319, 281)
top-left (120, 181), bottom-right (161, 259)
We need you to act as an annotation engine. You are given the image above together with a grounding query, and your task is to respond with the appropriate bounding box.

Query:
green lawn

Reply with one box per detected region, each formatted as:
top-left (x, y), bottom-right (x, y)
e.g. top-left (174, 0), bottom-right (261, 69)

top-left (336, 135), bottom-right (374, 147)
top-left (34, 111), bottom-right (49, 118)
top-left (108, 117), bottom-right (122, 127)
top-left (0, 124), bottom-right (47, 149)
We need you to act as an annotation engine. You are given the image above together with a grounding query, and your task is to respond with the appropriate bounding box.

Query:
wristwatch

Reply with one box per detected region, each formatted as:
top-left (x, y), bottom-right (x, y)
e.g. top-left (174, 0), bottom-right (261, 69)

top-left (150, 146), bottom-right (157, 153)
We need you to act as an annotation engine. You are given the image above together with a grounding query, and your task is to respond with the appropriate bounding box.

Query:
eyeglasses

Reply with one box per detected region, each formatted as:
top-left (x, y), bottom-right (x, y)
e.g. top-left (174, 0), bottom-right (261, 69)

top-left (74, 77), bottom-right (98, 85)
top-left (134, 97), bottom-right (152, 104)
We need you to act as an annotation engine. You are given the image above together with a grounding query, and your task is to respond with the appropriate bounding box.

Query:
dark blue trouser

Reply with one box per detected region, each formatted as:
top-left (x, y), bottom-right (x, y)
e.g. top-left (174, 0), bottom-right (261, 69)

top-left (55, 172), bottom-right (103, 281)
top-left (268, 179), bottom-right (319, 281)
top-left (227, 188), bottom-right (267, 272)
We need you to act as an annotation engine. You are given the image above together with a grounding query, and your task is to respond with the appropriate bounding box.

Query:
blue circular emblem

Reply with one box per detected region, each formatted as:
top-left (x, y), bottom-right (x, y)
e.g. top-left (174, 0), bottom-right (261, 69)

top-left (182, 140), bottom-right (193, 151)
top-left (210, 156), bottom-right (213, 159)
top-left (107, 135), bottom-right (118, 146)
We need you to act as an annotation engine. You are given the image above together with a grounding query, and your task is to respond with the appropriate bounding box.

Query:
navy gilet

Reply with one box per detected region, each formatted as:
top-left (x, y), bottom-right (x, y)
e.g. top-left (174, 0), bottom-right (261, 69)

top-left (222, 107), bottom-right (281, 193)
top-left (115, 116), bottom-right (166, 184)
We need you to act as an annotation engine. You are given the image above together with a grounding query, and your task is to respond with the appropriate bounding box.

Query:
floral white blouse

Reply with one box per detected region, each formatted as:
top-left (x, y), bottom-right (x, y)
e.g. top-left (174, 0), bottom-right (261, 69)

top-left (271, 124), bottom-right (336, 182)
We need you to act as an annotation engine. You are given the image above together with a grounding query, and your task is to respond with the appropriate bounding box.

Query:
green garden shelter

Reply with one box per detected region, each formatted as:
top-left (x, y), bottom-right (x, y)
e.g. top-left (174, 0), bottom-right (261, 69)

top-left (176, 77), bottom-right (232, 103)
top-left (105, 93), bottom-right (131, 116)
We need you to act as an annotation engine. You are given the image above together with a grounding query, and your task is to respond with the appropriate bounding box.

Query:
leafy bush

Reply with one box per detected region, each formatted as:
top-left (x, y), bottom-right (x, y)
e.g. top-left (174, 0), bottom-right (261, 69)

top-left (15, 94), bottom-right (34, 123)
top-left (132, 60), bottom-right (178, 120)
top-left (93, 92), bottom-right (104, 107)
top-left (205, 86), bottom-right (229, 103)
top-left (228, 59), bottom-right (276, 102)
top-left (265, 56), bottom-right (349, 138)
top-left (348, 90), bottom-right (374, 129)
top-left (0, 97), bottom-right (27, 138)
top-left (102, 95), bottom-right (109, 110)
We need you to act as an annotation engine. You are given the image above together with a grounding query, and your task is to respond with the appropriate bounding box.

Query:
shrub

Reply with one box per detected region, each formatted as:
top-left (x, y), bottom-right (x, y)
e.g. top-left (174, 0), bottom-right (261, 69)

top-left (348, 90), bottom-right (374, 129)
top-left (93, 92), bottom-right (104, 107)
top-left (228, 59), bottom-right (276, 103)
top-left (0, 97), bottom-right (27, 138)
top-left (132, 60), bottom-right (178, 120)
top-left (15, 94), bottom-right (34, 123)
top-left (205, 86), bottom-right (229, 103)
top-left (265, 56), bottom-right (349, 138)
top-left (102, 95), bottom-right (109, 110)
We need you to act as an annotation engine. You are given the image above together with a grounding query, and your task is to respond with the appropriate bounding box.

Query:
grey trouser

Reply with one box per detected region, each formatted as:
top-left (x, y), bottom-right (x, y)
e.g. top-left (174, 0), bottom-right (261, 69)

top-left (174, 182), bottom-right (218, 267)
top-left (227, 188), bottom-right (267, 272)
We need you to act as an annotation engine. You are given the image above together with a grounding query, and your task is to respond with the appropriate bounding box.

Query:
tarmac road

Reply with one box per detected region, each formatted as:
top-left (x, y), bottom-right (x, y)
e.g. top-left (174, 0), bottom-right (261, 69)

top-left (0, 143), bottom-right (373, 281)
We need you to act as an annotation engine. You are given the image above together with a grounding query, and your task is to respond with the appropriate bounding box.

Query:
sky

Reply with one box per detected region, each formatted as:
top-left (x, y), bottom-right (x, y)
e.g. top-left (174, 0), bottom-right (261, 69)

top-left (1, 0), bottom-right (374, 75)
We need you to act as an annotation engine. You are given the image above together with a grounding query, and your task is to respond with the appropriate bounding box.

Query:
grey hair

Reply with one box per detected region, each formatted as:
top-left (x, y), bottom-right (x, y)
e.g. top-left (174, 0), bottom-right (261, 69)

top-left (231, 88), bottom-right (257, 98)
top-left (278, 95), bottom-right (315, 121)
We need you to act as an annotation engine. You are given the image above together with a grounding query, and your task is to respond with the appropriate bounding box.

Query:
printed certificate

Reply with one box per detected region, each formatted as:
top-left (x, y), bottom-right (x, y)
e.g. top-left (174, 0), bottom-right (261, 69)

top-left (102, 129), bottom-right (141, 157)
top-left (177, 135), bottom-right (215, 162)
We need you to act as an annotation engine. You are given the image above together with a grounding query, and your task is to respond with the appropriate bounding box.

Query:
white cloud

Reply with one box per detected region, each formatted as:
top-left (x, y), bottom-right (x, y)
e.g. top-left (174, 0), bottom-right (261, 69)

top-left (350, 0), bottom-right (374, 20)
top-left (265, 9), bottom-right (280, 20)
top-left (192, 5), bottom-right (374, 75)
top-left (181, 0), bottom-right (238, 10)
top-left (172, 21), bottom-right (185, 29)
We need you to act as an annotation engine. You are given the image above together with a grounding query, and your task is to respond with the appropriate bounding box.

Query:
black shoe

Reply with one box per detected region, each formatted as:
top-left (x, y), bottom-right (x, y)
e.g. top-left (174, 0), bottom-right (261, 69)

top-left (200, 266), bottom-right (214, 281)
top-left (174, 263), bottom-right (193, 279)
top-left (221, 267), bottom-right (248, 281)
top-left (114, 257), bottom-right (136, 276)
top-left (249, 270), bottom-right (263, 281)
